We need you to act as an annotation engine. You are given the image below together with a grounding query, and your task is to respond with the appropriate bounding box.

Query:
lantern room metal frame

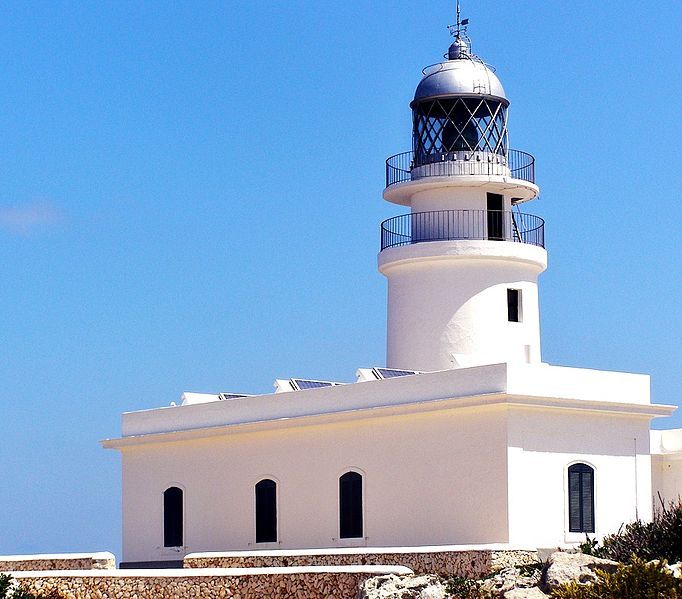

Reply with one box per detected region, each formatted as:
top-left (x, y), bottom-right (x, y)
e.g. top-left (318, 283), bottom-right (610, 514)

top-left (412, 95), bottom-right (509, 166)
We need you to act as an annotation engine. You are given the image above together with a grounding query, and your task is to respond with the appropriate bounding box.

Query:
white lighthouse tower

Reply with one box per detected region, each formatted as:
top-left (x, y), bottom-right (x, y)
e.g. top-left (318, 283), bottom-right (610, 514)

top-left (379, 9), bottom-right (547, 371)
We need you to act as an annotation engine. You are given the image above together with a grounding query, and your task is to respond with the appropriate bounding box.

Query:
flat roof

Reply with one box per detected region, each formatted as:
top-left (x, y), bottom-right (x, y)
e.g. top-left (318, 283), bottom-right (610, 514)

top-left (102, 362), bottom-right (676, 448)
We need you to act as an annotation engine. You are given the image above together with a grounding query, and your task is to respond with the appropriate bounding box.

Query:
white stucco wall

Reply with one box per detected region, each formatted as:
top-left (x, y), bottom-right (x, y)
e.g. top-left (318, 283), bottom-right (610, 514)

top-left (651, 429), bottom-right (682, 507)
top-left (652, 457), bottom-right (682, 507)
top-left (409, 187), bottom-right (514, 214)
top-left (120, 406), bottom-right (510, 563)
top-left (506, 408), bottom-right (653, 547)
top-left (379, 242), bottom-right (546, 371)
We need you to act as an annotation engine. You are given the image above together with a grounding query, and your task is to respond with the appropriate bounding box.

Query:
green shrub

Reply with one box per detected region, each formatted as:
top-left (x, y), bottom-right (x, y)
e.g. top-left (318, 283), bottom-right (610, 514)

top-left (518, 561), bottom-right (545, 577)
top-left (552, 558), bottom-right (682, 598)
top-left (444, 575), bottom-right (488, 598)
top-left (578, 535), bottom-right (599, 556)
top-left (596, 500), bottom-right (682, 564)
top-left (0, 576), bottom-right (11, 599)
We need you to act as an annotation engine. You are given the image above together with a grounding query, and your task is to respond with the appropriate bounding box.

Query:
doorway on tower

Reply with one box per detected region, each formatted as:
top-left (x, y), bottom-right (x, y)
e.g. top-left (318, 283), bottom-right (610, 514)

top-left (487, 193), bottom-right (504, 241)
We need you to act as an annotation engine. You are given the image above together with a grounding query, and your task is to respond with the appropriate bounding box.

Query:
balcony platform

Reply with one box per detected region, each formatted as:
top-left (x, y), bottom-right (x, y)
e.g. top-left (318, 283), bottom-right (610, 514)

top-left (384, 150), bottom-right (539, 206)
top-left (380, 209), bottom-right (545, 252)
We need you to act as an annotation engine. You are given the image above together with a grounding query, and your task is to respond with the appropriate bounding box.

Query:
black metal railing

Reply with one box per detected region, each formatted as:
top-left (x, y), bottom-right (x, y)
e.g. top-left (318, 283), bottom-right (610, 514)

top-left (380, 210), bottom-right (545, 251)
top-left (385, 148), bottom-right (536, 187)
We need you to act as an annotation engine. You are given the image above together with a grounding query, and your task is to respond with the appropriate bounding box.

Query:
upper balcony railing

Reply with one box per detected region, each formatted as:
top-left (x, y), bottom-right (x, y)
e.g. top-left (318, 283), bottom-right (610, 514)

top-left (380, 209), bottom-right (545, 251)
top-left (385, 149), bottom-right (536, 188)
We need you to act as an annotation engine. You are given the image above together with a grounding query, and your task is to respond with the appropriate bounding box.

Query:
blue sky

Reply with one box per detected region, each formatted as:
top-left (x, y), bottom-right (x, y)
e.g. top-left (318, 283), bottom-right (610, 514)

top-left (1, 1), bottom-right (680, 560)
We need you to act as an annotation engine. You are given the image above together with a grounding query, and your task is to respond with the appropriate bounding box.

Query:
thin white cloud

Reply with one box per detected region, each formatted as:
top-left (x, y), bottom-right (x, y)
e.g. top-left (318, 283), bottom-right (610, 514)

top-left (0, 201), bottom-right (65, 236)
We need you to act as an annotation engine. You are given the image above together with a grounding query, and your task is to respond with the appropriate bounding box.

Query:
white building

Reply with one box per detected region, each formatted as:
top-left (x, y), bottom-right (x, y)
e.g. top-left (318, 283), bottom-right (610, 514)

top-left (103, 15), bottom-right (682, 568)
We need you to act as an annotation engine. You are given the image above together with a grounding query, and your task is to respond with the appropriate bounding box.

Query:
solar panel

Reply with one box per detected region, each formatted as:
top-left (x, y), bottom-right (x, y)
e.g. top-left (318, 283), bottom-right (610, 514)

top-left (290, 379), bottom-right (339, 391)
top-left (373, 368), bottom-right (419, 379)
top-left (218, 393), bottom-right (249, 401)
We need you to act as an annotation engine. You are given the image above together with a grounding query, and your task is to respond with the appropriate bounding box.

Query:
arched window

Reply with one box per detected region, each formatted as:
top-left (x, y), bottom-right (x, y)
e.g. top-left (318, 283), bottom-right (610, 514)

top-left (163, 486), bottom-right (183, 547)
top-left (568, 464), bottom-right (595, 533)
top-left (339, 471), bottom-right (363, 539)
top-left (255, 479), bottom-right (277, 543)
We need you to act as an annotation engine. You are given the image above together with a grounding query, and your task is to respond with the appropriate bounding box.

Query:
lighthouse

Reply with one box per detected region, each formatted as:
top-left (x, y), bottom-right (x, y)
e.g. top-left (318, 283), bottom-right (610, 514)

top-left (379, 11), bottom-right (546, 371)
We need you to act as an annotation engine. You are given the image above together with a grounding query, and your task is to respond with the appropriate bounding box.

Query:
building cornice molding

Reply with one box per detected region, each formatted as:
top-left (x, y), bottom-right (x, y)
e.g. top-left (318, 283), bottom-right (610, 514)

top-left (102, 390), bottom-right (675, 450)
top-left (377, 239), bottom-right (547, 273)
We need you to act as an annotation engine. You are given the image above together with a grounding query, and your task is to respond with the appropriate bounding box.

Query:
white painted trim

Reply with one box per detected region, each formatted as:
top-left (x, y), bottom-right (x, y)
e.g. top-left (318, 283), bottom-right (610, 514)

top-left (378, 239), bottom-right (548, 273)
top-left (103, 393), bottom-right (674, 450)
top-left (185, 543), bottom-right (538, 559)
top-left (382, 175), bottom-right (539, 206)
top-left (10, 565), bottom-right (414, 578)
top-left (0, 552), bottom-right (115, 562)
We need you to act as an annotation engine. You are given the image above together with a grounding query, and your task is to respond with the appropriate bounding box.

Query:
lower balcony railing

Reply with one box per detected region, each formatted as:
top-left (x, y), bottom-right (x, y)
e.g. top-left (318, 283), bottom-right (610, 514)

top-left (385, 148), bottom-right (536, 187)
top-left (380, 210), bottom-right (545, 251)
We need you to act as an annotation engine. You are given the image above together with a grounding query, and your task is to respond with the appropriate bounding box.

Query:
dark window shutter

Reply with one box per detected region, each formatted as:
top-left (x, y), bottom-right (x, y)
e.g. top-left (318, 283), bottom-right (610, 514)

top-left (581, 469), bottom-right (595, 532)
top-left (255, 479), bottom-right (277, 543)
top-left (507, 289), bottom-right (520, 322)
top-left (339, 472), bottom-right (363, 539)
top-left (163, 487), bottom-right (183, 547)
top-left (568, 469), bottom-right (581, 532)
top-left (568, 464), bottom-right (595, 533)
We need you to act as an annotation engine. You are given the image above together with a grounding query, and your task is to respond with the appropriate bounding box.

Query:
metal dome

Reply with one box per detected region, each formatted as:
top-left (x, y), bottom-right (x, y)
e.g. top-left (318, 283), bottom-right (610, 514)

top-left (412, 56), bottom-right (507, 105)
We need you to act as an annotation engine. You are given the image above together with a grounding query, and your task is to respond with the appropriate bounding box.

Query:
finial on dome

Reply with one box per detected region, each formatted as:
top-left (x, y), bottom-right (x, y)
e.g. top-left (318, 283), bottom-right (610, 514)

top-left (447, 0), bottom-right (471, 60)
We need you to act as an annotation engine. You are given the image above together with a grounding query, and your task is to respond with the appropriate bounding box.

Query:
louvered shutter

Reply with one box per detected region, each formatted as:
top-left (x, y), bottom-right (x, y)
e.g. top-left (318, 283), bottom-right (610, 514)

top-left (568, 468), bottom-right (582, 532)
top-left (581, 469), bottom-right (595, 532)
top-left (568, 464), bottom-right (595, 533)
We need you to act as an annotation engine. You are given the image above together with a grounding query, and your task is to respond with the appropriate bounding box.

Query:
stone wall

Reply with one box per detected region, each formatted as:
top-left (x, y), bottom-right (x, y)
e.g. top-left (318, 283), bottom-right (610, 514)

top-left (184, 546), bottom-right (539, 577)
top-left (0, 553), bottom-right (115, 572)
top-left (13, 566), bottom-right (411, 599)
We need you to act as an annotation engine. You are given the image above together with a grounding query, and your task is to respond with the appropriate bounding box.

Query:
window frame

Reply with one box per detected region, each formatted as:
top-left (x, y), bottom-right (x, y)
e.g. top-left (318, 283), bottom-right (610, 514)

top-left (162, 484), bottom-right (185, 550)
top-left (254, 477), bottom-right (279, 545)
top-left (338, 469), bottom-right (365, 542)
top-left (565, 462), bottom-right (596, 537)
top-left (507, 288), bottom-right (522, 323)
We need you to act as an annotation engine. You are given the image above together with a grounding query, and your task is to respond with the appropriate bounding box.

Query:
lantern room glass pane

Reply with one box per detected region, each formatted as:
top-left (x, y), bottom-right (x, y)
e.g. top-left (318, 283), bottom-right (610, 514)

top-left (412, 98), bottom-right (508, 166)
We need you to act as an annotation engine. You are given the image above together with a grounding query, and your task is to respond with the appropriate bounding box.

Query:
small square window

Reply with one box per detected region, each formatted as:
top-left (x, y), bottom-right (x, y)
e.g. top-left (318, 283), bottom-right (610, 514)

top-left (507, 289), bottom-right (521, 322)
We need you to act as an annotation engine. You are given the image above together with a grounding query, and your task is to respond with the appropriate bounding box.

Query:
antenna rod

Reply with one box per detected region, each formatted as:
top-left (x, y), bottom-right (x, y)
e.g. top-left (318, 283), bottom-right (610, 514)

top-left (456, 0), bottom-right (461, 36)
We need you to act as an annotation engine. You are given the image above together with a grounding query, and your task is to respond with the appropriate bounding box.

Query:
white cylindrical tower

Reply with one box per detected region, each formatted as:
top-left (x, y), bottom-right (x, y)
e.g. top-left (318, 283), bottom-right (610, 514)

top-left (379, 20), bottom-right (547, 372)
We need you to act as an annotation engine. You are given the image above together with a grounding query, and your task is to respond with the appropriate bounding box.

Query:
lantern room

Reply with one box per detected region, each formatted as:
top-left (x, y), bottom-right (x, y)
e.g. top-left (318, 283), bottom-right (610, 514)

top-left (411, 36), bottom-right (509, 168)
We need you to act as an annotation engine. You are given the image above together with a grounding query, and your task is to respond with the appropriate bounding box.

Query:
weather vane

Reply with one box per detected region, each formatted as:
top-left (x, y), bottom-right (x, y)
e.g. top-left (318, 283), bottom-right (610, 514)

top-left (447, 0), bottom-right (469, 39)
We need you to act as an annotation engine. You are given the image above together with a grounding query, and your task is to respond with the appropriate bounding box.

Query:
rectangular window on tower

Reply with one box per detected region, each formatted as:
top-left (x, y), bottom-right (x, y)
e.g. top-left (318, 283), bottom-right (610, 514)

top-left (507, 289), bottom-right (522, 322)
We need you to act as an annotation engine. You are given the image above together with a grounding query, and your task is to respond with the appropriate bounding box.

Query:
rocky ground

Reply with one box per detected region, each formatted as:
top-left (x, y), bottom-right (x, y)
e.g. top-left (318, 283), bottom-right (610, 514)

top-left (359, 551), bottom-right (682, 598)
